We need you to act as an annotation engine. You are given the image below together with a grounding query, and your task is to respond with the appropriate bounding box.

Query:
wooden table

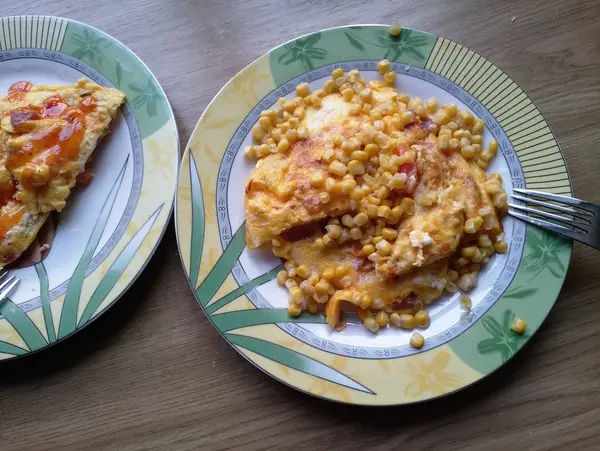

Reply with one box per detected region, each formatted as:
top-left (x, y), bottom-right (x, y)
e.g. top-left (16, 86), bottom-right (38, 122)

top-left (2, 0), bottom-right (600, 449)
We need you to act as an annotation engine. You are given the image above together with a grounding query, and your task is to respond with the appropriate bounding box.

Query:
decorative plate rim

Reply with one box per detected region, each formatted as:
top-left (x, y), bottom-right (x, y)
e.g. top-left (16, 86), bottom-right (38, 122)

top-left (175, 24), bottom-right (572, 405)
top-left (0, 14), bottom-right (180, 360)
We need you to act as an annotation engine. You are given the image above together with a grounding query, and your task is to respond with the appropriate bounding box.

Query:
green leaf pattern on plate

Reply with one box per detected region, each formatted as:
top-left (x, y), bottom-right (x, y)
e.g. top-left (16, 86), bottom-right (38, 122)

top-left (277, 32), bottom-right (327, 71)
top-left (70, 27), bottom-right (112, 66)
top-left (0, 15), bottom-right (177, 358)
top-left (129, 77), bottom-right (162, 117)
top-left (269, 26), bottom-right (436, 86)
top-left (477, 309), bottom-right (530, 363)
top-left (504, 228), bottom-right (570, 299)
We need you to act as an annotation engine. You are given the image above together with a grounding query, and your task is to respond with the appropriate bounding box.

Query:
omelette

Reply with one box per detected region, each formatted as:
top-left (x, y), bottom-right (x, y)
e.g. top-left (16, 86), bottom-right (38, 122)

top-left (0, 79), bottom-right (125, 267)
top-left (243, 63), bottom-right (508, 339)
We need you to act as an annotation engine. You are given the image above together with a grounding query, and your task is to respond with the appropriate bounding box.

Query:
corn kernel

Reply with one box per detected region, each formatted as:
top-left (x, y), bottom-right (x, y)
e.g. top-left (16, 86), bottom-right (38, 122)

top-left (464, 216), bottom-right (482, 234)
top-left (351, 150), bottom-right (368, 161)
top-left (426, 97), bottom-right (438, 112)
top-left (376, 239), bottom-right (393, 256)
top-left (296, 264), bottom-right (310, 279)
top-left (329, 160), bottom-right (348, 176)
top-left (478, 234), bottom-right (492, 248)
top-left (352, 212), bottom-right (368, 227)
top-left (295, 82), bottom-right (310, 97)
top-left (277, 270), bottom-right (289, 286)
top-left (311, 172), bottom-right (325, 188)
top-left (511, 318), bottom-right (526, 334)
top-left (319, 192), bottom-right (330, 204)
top-left (381, 227), bottom-right (398, 241)
top-left (341, 88), bottom-right (354, 102)
top-left (437, 134), bottom-right (450, 151)
top-left (472, 119), bottom-right (484, 134)
top-left (471, 134), bottom-right (483, 145)
top-left (368, 195), bottom-right (382, 206)
top-left (457, 272), bottom-right (478, 291)
top-left (415, 193), bottom-right (433, 207)
top-left (377, 205), bottom-right (392, 219)
top-left (489, 140), bottom-right (499, 155)
top-left (410, 332), bottom-right (425, 348)
top-left (364, 204), bottom-right (377, 218)
top-left (331, 67), bottom-right (344, 79)
top-left (392, 313), bottom-right (415, 329)
top-left (461, 145), bottom-right (476, 159)
top-left (325, 224), bottom-right (342, 240)
top-left (348, 160), bottom-right (366, 175)
top-left (460, 295), bottom-right (472, 310)
top-left (289, 286), bottom-right (305, 305)
top-left (389, 24), bottom-right (401, 36)
top-left (375, 186), bottom-right (390, 199)
top-left (360, 243), bottom-right (375, 256)
top-left (493, 192), bottom-right (508, 209)
top-left (340, 179), bottom-right (357, 195)
top-left (297, 126), bottom-right (309, 140)
top-left (334, 265), bottom-right (348, 278)
top-left (315, 279), bottom-right (331, 295)
top-left (314, 238), bottom-right (325, 249)
top-left (363, 317), bottom-right (379, 333)
top-left (480, 150), bottom-right (492, 162)
top-left (377, 59), bottom-right (391, 74)
top-left (383, 71), bottom-right (397, 86)
top-left (494, 240), bottom-right (508, 253)
top-left (288, 303), bottom-right (302, 317)
top-left (375, 310), bottom-right (389, 327)
top-left (414, 310), bottom-right (430, 328)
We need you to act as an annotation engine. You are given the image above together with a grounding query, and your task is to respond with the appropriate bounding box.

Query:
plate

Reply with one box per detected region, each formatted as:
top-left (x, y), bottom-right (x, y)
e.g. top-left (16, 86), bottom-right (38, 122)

top-left (176, 25), bottom-right (572, 405)
top-left (0, 16), bottom-right (178, 359)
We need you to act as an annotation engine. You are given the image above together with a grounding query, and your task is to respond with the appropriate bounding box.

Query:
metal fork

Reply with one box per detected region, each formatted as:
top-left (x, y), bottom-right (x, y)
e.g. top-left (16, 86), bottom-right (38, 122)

top-left (0, 270), bottom-right (19, 304)
top-left (509, 188), bottom-right (600, 250)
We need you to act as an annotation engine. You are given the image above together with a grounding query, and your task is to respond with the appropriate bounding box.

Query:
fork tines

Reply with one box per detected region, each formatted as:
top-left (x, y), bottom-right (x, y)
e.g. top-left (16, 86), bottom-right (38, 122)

top-left (0, 272), bottom-right (19, 302)
top-left (508, 188), bottom-right (599, 250)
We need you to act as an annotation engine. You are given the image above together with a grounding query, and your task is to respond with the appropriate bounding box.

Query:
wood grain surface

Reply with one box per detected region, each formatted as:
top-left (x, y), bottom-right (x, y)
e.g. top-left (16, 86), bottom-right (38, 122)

top-left (1, 0), bottom-right (600, 449)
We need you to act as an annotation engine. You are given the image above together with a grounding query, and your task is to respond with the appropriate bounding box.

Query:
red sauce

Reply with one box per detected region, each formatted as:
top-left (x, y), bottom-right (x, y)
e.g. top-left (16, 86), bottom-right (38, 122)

top-left (6, 94), bottom-right (97, 190)
top-left (6, 81), bottom-right (32, 103)
top-left (79, 95), bottom-right (96, 113)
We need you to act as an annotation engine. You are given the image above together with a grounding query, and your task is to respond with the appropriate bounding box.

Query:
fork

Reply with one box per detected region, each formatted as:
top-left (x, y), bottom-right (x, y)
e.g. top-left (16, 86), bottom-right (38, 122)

top-left (0, 270), bottom-right (19, 305)
top-left (508, 188), bottom-right (600, 250)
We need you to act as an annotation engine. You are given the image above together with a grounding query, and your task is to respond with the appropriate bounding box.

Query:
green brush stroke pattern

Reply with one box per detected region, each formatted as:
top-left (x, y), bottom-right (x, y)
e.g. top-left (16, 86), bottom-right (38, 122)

top-left (58, 157), bottom-right (128, 339)
top-left (195, 224), bottom-right (247, 306)
top-left (205, 265), bottom-right (283, 315)
top-left (212, 308), bottom-right (327, 332)
top-left (35, 262), bottom-right (55, 343)
top-left (0, 339), bottom-right (28, 356)
top-left (0, 299), bottom-right (47, 351)
top-left (228, 333), bottom-right (374, 394)
top-left (188, 152), bottom-right (205, 290)
top-left (77, 205), bottom-right (163, 326)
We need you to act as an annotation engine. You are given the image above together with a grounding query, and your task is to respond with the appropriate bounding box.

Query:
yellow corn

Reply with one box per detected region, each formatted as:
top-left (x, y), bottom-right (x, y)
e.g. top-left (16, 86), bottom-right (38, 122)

top-left (361, 243), bottom-right (375, 256)
top-left (381, 228), bottom-right (398, 241)
top-left (410, 332), bottom-right (425, 348)
top-left (494, 240), bottom-right (508, 253)
top-left (295, 82), bottom-right (311, 97)
top-left (329, 161), bottom-right (347, 176)
top-left (414, 310), bottom-right (430, 328)
top-left (377, 59), bottom-right (391, 74)
top-left (389, 24), bottom-right (401, 36)
top-left (391, 313), bottom-right (415, 329)
top-left (288, 304), bottom-right (302, 317)
top-left (376, 311), bottom-right (389, 327)
top-left (511, 318), bottom-right (526, 334)
top-left (276, 270), bottom-right (289, 286)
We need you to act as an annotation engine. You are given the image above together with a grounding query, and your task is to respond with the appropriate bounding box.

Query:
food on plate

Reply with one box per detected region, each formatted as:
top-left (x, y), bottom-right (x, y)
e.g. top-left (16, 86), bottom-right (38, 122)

top-left (243, 62), bottom-right (508, 344)
top-left (0, 79), bottom-right (125, 267)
